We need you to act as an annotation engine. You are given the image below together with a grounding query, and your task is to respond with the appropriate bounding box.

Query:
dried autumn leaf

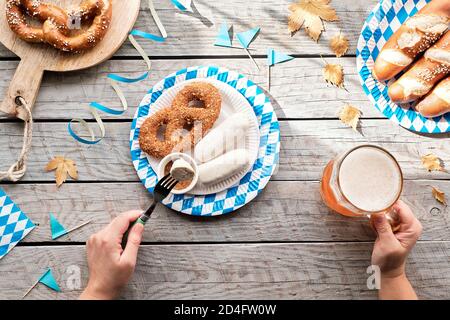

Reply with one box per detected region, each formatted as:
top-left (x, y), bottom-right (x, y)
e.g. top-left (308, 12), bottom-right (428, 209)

top-left (288, 0), bottom-right (339, 41)
top-left (323, 63), bottom-right (344, 88)
top-left (330, 32), bottom-right (349, 57)
top-left (45, 156), bottom-right (78, 187)
top-left (432, 187), bottom-right (447, 205)
top-left (339, 104), bottom-right (361, 131)
top-left (421, 154), bottom-right (445, 172)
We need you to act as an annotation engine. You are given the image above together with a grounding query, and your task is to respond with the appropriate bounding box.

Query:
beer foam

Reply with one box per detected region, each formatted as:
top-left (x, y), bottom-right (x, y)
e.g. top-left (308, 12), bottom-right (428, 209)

top-left (338, 146), bottom-right (402, 212)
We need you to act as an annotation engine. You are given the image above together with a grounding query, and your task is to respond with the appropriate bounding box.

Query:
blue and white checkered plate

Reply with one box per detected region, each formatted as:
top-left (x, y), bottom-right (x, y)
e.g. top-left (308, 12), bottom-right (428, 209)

top-left (130, 66), bottom-right (280, 216)
top-left (356, 0), bottom-right (450, 134)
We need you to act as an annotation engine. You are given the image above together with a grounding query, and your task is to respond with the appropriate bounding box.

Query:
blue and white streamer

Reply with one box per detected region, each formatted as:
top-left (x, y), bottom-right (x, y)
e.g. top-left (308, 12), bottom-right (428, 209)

top-left (68, 2), bottom-right (167, 144)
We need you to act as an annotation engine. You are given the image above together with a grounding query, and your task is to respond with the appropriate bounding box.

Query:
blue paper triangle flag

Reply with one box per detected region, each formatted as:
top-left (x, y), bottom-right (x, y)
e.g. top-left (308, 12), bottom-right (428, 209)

top-left (267, 48), bottom-right (294, 66)
top-left (237, 27), bottom-right (260, 49)
top-left (49, 213), bottom-right (68, 240)
top-left (38, 269), bottom-right (61, 292)
top-left (214, 23), bottom-right (232, 47)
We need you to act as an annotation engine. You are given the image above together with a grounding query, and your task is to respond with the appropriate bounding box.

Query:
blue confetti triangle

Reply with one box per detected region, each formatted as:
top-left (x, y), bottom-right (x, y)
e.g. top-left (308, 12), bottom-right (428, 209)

top-left (237, 27), bottom-right (260, 49)
top-left (267, 48), bottom-right (294, 66)
top-left (49, 213), bottom-right (67, 240)
top-left (214, 23), bottom-right (232, 47)
top-left (38, 269), bottom-right (61, 292)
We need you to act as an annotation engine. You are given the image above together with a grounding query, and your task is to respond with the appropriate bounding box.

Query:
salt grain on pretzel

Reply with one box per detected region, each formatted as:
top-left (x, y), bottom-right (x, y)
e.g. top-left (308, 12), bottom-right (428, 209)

top-left (139, 82), bottom-right (222, 159)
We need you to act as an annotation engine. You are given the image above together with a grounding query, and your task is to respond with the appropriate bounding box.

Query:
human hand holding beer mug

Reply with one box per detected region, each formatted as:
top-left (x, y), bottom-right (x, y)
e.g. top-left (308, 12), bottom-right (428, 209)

top-left (370, 201), bottom-right (422, 299)
top-left (321, 145), bottom-right (422, 299)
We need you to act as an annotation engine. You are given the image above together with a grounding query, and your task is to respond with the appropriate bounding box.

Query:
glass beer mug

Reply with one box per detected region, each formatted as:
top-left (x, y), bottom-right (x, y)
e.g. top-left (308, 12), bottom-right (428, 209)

top-left (320, 145), bottom-right (403, 228)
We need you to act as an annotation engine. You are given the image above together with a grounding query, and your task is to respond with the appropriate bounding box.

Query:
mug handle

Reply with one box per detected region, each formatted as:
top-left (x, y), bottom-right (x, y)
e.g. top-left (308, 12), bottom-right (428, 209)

top-left (369, 207), bottom-right (401, 233)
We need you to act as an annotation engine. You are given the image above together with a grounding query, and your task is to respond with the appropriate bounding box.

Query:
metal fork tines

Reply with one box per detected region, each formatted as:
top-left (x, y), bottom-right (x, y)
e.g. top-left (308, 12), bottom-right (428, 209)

top-left (153, 174), bottom-right (179, 202)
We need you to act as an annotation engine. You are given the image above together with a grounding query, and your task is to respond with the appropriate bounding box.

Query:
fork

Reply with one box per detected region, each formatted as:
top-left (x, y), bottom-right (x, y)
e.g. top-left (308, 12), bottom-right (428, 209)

top-left (121, 174), bottom-right (178, 249)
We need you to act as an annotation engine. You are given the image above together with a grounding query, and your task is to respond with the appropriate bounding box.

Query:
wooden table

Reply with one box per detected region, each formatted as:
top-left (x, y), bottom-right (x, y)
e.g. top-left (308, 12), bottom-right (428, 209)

top-left (0, 0), bottom-right (449, 300)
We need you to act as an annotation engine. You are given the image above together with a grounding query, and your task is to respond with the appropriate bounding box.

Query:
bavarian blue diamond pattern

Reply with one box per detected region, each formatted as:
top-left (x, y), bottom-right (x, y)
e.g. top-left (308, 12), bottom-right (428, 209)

top-left (356, 0), bottom-right (450, 134)
top-left (0, 188), bottom-right (35, 259)
top-left (130, 66), bottom-right (280, 216)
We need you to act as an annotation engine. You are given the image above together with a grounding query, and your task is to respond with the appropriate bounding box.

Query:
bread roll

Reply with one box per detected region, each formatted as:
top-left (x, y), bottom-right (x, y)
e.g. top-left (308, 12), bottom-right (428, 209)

top-left (373, 0), bottom-right (450, 81)
top-left (388, 31), bottom-right (450, 103)
top-left (416, 77), bottom-right (450, 117)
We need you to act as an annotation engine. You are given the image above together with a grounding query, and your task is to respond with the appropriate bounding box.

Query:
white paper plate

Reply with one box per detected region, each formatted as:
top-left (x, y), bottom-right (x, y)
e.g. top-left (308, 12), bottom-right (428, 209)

top-left (143, 78), bottom-right (260, 195)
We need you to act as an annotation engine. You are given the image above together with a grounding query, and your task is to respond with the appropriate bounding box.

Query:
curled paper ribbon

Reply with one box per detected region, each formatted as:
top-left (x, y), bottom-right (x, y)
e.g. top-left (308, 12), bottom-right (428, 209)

top-left (171, 0), bottom-right (192, 12)
top-left (68, 31), bottom-right (165, 144)
top-left (148, 0), bottom-right (167, 38)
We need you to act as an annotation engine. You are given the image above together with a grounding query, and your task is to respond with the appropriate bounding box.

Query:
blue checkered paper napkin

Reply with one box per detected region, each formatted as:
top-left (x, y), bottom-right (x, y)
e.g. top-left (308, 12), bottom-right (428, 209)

top-left (356, 0), bottom-right (450, 133)
top-left (130, 66), bottom-right (280, 216)
top-left (0, 188), bottom-right (35, 259)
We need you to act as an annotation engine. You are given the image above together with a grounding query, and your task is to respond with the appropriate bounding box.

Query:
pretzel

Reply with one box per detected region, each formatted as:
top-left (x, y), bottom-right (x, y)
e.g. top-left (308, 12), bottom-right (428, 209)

top-left (6, 0), bottom-right (68, 43)
top-left (373, 0), bottom-right (450, 81)
top-left (43, 0), bottom-right (112, 52)
top-left (415, 76), bottom-right (450, 118)
top-left (5, 0), bottom-right (112, 52)
top-left (139, 82), bottom-right (222, 159)
top-left (388, 31), bottom-right (450, 104)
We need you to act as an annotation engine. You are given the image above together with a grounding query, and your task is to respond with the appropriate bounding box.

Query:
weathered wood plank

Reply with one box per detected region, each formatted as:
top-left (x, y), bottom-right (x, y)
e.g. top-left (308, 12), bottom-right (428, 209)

top-left (0, 57), bottom-right (378, 120)
top-left (1, 180), bottom-right (448, 243)
top-left (0, 0), bottom-right (376, 58)
top-left (1, 242), bottom-right (449, 300)
top-left (0, 121), bottom-right (448, 182)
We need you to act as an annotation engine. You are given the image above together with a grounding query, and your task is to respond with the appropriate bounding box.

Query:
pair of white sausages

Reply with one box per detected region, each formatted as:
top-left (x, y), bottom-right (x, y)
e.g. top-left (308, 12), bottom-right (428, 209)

top-left (195, 114), bottom-right (251, 185)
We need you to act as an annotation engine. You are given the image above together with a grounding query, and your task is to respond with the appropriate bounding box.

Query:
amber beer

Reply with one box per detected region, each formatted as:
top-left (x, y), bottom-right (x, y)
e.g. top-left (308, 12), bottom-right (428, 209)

top-left (321, 145), bottom-right (403, 217)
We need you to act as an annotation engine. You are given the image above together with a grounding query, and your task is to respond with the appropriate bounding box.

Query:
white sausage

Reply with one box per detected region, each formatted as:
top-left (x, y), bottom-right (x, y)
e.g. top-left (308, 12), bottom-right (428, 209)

top-left (170, 158), bottom-right (195, 181)
top-left (198, 149), bottom-right (250, 184)
top-left (195, 113), bottom-right (250, 163)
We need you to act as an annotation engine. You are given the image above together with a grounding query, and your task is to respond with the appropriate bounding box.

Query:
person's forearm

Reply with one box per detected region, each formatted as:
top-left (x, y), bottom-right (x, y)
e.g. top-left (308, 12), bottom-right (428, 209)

top-left (379, 273), bottom-right (418, 300)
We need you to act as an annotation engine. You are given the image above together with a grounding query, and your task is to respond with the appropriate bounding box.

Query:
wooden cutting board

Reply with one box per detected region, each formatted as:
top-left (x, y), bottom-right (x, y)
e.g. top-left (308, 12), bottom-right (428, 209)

top-left (0, 0), bottom-right (141, 120)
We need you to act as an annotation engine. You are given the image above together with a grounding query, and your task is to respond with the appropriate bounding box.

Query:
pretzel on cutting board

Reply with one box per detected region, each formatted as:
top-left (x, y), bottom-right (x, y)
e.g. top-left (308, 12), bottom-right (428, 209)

top-left (5, 0), bottom-right (112, 52)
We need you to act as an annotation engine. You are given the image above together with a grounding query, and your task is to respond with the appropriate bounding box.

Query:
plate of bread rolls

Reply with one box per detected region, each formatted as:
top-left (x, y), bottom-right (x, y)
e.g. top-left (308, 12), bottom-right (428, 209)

top-left (357, 0), bottom-right (450, 133)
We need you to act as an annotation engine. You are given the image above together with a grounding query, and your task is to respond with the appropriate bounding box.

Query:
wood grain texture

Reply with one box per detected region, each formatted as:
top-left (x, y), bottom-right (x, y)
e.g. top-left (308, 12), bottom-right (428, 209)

top-left (0, 121), bottom-right (447, 182)
top-left (0, 0), bottom-right (377, 58)
top-left (1, 242), bottom-right (449, 300)
top-left (1, 181), bottom-right (448, 243)
top-left (0, 57), bottom-right (378, 120)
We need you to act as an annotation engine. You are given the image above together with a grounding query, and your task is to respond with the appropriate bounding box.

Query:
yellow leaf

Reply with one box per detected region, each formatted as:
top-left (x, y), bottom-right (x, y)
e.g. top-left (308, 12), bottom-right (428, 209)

top-left (45, 156), bottom-right (78, 187)
top-left (330, 32), bottom-right (349, 57)
top-left (65, 161), bottom-right (78, 180)
top-left (323, 63), bottom-right (344, 88)
top-left (55, 164), bottom-right (67, 187)
top-left (339, 104), bottom-right (361, 131)
top-left (421, 154), bottom-right (445, 172)
top-left (432, 187), bottom-right (447, 205)
top-left (288, 0), bottom-right (339, 41)
top-left (45, 156), bottom-right (64, 171)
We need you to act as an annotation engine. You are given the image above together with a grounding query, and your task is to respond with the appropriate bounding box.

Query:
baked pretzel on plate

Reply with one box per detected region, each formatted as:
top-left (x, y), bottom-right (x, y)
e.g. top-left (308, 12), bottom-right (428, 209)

top-left (5, 0), bottom-right (112, 52)
top-left (416, 76), bottom-right (450, 117)
top-left (388, 30), bottom-right (450, 104)
top-left (373, 0), bottom-right (450, 81)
